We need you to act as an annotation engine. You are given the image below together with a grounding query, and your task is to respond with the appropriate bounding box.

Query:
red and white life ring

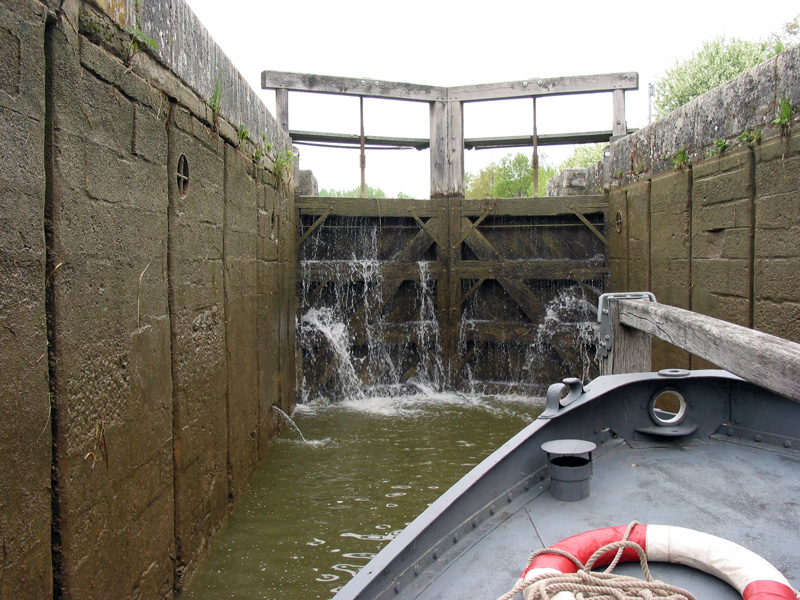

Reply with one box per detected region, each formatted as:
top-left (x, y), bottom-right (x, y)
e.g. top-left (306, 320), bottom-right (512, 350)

top-left (521, 524), bottom-right (796, 600)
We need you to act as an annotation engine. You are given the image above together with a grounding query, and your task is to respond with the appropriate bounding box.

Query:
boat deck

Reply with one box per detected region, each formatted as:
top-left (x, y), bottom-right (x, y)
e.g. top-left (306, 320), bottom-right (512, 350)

top-left (399, 437), bottom-right (800, 599)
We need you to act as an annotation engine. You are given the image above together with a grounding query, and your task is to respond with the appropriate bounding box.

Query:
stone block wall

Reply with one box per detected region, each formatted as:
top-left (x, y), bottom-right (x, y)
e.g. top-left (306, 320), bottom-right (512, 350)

top-left (0, 1), bottom-right (52, 598)
top-left (606, 136), bottom-right (800, 370)
top-left (0, 0), bottom-right (297, 598)
top-left (551, 44), bottom-right (800, 371)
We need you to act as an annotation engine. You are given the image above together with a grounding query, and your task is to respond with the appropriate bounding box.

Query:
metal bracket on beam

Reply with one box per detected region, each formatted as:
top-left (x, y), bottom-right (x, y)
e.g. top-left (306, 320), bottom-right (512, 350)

top-left (596, 292), bottom-right (656, 358)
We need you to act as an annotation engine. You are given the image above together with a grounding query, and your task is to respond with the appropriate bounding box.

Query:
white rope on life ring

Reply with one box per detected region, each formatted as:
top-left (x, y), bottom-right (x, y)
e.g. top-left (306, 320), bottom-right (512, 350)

top-left (505, 523), bottom-right (797, 600)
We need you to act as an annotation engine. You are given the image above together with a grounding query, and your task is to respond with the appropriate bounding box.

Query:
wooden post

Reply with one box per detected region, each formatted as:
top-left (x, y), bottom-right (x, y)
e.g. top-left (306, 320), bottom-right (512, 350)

top-left (430, 99), bottom-right (464, 199)
top-left (532, 97), bottom-right (539, 197)
top-left (599, 300), bottom-right (652, 375)
top-left (276, 89), bottom-right (289, 132)
top-left (612, 89), bottom-right (626, 139)
top-left (442, 196), bottom-right (461, 388)
top-left (360, 97), bottom-right (366, 198)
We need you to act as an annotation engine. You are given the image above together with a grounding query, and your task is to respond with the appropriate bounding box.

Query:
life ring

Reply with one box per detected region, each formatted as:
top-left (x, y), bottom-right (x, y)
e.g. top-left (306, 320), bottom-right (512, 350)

top-left (520, 524), bottom-right (796, 600)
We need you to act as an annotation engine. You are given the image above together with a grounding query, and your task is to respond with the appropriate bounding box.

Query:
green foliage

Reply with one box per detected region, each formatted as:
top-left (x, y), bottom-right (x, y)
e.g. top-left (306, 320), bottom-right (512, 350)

top-left (654, 37), bottom-right (779, 118)
top-left (273, 150), bottom-right (298, 187)
top-left (465, 144), bottom-right (604, 199)
top-left (737, 128), bottom-right (762, 145)
top-left (558, 143), bottom-right (606, 170)
top-left (319, 185), bottom-right (411, 199)
top-left (671, 147), bottom-right (689, 170)
top-left (765, 14), bottom-right (800, 53)
top-left (254, 148), bottom-right (263, 161)
top-left (772, 96), bottom-right (795, 134)
top-left (237, 124), bottom-right (250, 147)
top-left (207, 75), bottom-right (223, 122)
top-left (493, 153), bottom-right (535, 198)
top-left (708, 138), bottom-right (729, 156)
top-left (125, 27), bottom-right (158, 62)
top-left (466, 152), bottom-right (544, 199)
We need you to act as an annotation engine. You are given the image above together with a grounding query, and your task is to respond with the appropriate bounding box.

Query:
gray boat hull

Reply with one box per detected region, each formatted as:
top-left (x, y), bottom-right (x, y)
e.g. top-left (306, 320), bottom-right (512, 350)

top-left (334, 370), bottom-right (800, 599)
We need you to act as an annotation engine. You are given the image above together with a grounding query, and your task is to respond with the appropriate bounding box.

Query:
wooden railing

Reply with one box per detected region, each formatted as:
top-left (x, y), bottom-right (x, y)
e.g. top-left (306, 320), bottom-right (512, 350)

top-left (599, 297), bottom-right (800, 403)
top-left (262, 70), bottom-right (638, 198)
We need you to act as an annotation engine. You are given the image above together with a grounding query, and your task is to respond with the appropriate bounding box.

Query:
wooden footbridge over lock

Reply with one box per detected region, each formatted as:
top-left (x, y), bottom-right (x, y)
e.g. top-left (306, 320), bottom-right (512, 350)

top-left (262, 70), bottom-right (639, 397)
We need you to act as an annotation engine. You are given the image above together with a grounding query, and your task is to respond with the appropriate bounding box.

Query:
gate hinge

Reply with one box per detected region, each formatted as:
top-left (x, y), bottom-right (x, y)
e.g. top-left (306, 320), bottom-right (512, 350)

top-left (596, 292), bottom-right (656, 358)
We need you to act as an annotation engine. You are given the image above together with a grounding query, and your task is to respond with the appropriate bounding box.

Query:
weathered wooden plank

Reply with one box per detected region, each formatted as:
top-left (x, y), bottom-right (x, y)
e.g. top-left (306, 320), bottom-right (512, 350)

top-left (448, 72), bottom-right (639, 102)
top-left (441, 197), bottom-right (461, 385)
top-left (616, 299), bottom-right (800, 403)
top-left (460, 321), bottom-right (583, 344)
top-left (455, 211), bottom-right (490, 247)
top-left (460, 277), bottom-right (487, 306)
top-left (345, 224), bottom-right (444, 341)
top-left (459, 196), bottom-right (606, 217)
top-left (290, 130), bottom-right (430, 149)
top-left (600, 300), bottom-right (652, 375)
top-left (409, 209), bottom-right (445, 248)
top-left (289, 130), bottom-right (624, 150)
top-left (296, 208), bottom-right (331, 250)
top-left (262, 70), bottom-right (447, 102)
top-left (455, 261), bottom-right (607, 280)
top-left (464, 131), bottom-right (618, 149)
top-left (455, 340), bottom-right (487, 371)
top-left (276, 89), bottom-right (289, 132)
top-left (430, 102), bottom-right (464, 198)
top-left (612, 89), bottom-right (626, 138)
top-left (573, 211), bottom-right (610, 247)
top-left (297, 197), bottom-right (445, 218)
top-left (394, 217), bottom-right (443, 261)
top-left (302, 263), bottom-right (444, 282)
top-left (262, 70), bottom-right (638, 103)
top-left (460, 221), bottom-right (545, 324)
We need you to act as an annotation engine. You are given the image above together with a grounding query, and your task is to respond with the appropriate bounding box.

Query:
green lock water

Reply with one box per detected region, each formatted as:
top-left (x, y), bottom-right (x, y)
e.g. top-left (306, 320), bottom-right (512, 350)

top-left (181, 392), bottom-right (544, 599)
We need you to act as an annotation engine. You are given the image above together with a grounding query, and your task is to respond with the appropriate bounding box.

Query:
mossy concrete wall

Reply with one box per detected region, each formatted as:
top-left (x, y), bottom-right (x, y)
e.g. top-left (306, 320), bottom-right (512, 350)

top-left (0, 0), bottom-right (296, 598)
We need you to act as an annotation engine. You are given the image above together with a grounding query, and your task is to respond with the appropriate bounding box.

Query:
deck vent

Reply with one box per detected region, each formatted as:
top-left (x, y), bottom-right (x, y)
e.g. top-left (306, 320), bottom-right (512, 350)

top-left (542, 439), bottom-right (596, 502)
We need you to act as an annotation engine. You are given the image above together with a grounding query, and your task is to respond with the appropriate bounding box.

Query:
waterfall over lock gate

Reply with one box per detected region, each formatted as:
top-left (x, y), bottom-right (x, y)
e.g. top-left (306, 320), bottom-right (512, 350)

top-left (296, 200), bottom-right (606, 402)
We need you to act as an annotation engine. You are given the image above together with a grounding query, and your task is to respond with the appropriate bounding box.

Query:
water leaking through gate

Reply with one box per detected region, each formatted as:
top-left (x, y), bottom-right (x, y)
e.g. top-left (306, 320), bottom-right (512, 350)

top-left (297, 195), bottom-right (608, 401)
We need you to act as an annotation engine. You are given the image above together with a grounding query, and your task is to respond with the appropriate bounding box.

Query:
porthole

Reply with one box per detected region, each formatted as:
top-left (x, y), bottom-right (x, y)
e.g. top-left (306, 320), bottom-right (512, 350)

top-left (649, 388), bottom-right (687, 426)
top-left (614, 210), bottom-right (623, 233)
top-left (177, 154), bottom-right (190, 198)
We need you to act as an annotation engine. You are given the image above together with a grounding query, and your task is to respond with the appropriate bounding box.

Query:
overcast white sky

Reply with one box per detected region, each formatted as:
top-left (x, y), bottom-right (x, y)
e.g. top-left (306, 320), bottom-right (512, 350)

top-left (183, 0), bottom-right (797, 197)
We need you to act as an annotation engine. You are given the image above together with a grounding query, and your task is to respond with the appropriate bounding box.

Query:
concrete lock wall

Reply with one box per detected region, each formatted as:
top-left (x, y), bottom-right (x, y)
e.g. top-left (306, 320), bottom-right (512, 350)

top-left (0, 0), bottom-right (296, 598)
top-left (550, 44), bottom-right (800, 370)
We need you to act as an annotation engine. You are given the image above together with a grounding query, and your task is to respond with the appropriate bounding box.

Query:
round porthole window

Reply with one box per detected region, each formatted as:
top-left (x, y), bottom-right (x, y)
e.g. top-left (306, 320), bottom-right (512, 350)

top-left (177, 155), bottom-right (190, 198)
top-left (615, 210), bottom-right (623, 233)
top-left (649, 388), bottom-right (687, 426)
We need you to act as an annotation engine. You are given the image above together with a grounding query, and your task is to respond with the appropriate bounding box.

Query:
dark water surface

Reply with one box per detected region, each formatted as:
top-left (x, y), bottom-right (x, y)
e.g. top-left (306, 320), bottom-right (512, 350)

top-left (180, 391), bottom-right (544, 599)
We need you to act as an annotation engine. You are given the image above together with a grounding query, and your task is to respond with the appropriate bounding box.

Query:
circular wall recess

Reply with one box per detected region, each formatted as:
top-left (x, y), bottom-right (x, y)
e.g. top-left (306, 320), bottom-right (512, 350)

top-left (177, 154), bottom-right (190, 198)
